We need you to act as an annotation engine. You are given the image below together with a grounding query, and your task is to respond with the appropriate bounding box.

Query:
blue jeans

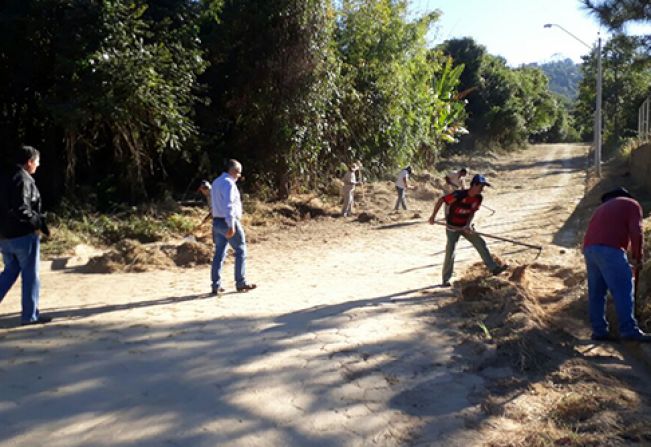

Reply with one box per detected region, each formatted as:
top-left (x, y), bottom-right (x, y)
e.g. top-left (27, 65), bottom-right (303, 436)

top-left (584, 244), bottom-right (641, 338)
top-left (211, 218), bottom-right (247, 290)
top-left (0, 233), bottom-right (41, 323)
top-left (395, 186), bottom-right (407, 210)
top-left (442, 229), bottom-right (498, 283)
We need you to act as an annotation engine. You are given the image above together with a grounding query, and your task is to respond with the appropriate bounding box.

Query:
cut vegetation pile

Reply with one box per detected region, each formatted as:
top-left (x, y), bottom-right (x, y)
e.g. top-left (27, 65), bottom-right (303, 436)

top-left (634, 220), bottom-right (651, 331)
top-left (173, 241), bottom-right (214, 267)
top-left (455, 262), bottom-right (576, 372)
top-left (452, 261), bottom-right (651, 446)
top-left (82, 239), bottom-right (215, 273)
top-left (39, 171), bottom-right (450, 273)
top-left (83, 239), bottom-right (176, 273)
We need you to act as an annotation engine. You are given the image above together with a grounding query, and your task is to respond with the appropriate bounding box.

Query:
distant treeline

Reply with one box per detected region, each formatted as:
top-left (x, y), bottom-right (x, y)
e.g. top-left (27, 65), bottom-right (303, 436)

top-left (1, 0), bottom-right (647, 208)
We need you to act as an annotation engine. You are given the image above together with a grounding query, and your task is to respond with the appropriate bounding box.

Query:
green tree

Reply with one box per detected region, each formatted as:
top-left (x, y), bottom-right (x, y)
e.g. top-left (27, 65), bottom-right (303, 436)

top-left (334, 0), bottom-right (449, 171)
top-left (440, 37), bottom-right (566, 149)
top-left (513, 66), bottom-right (557, 138)
top-left (199, 0), bottom-right (334, 197)
top-left (583, 0), bottom-right (651, 68)
top-left (0, 0), bottom-right (207, 204)
top-left (574, 34), bottom-right (651, 146)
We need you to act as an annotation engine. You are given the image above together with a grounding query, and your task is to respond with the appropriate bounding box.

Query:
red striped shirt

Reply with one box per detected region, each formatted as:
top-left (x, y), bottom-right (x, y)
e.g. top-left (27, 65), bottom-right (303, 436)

top-left (444, 190), bottom-right (482, 228)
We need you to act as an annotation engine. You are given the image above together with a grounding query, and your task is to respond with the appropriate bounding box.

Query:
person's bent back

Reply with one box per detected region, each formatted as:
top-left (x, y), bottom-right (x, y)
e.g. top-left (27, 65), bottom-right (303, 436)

top-left (582, 187), bottom-right (648, 342)
top-left (583, 196), bottom-right (642, 258)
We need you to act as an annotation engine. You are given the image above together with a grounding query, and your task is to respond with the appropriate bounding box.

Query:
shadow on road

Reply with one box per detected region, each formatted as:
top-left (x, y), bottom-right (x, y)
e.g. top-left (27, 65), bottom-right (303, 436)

top-left (0, 285), bottom-right (486, 446)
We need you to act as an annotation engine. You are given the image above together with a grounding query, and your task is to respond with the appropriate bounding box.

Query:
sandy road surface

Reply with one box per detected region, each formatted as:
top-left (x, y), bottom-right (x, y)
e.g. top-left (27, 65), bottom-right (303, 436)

top-left (0, 144), bottom-right (586, 447)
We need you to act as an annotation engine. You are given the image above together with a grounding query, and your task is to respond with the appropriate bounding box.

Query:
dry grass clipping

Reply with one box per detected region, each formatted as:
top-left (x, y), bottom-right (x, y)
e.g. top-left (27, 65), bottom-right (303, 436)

top-left (635, 219), bottom-right (651, 331)
top-left (84, 239), bottom-right (175, 273)
top-left (452, 262), bottom-right (651, 446)
top-left (173, 241), bottom-right (213, 267)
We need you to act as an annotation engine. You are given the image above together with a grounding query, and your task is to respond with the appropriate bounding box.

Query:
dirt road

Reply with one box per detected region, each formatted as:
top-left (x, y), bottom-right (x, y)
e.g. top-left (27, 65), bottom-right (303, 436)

top-left (0, 144), bottom-right (587, 446)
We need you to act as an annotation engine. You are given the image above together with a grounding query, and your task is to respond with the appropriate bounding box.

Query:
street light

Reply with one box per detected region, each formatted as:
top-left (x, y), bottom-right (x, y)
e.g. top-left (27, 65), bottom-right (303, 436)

top-left (544, 23), bottom-right (602, 177)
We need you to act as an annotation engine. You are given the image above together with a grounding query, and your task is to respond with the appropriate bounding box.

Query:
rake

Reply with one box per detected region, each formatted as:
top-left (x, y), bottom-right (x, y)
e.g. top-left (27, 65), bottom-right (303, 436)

top-left (432, 220), bottom-right (543, 260)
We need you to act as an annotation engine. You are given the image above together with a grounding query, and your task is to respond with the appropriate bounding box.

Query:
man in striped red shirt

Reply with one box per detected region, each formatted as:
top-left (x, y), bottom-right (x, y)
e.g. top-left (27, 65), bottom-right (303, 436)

top-left (429, 174), bottom-right (506, 287)
top-left (583, 187), bottom-right (650, 342)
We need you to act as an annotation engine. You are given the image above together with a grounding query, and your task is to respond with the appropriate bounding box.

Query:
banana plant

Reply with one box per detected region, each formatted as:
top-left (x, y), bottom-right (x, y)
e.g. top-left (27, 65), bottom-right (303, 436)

top-left (429, 56), bottom-right (468, 154)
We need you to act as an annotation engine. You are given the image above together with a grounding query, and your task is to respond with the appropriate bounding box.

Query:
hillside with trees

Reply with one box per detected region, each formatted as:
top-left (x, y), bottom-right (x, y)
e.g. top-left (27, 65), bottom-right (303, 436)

top-left (528, 58), bottom-right (582, 100)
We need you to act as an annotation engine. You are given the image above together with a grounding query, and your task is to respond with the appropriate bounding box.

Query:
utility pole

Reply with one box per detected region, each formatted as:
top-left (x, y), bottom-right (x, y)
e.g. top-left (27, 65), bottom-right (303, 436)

top-left (595, 34), bottom-right (602, 177)
top-left (544, 24), bottom-right (603, 177)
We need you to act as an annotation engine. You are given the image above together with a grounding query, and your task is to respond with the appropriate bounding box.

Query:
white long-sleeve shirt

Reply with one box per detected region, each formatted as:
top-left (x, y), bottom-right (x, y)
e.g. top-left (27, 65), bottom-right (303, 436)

top-left (446, 171), bottom-right (466, 189)
top-left (395, 169), bottom-right (409, 189)
top-left (342, 171), bottom-right (357, 189)
top-left (211, 172), bottom-right (242, 229)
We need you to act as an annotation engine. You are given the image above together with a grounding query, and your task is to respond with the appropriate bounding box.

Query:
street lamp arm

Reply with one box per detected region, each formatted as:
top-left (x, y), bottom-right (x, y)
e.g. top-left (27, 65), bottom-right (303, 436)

top-left (543, 23), bottom-right (592, 49)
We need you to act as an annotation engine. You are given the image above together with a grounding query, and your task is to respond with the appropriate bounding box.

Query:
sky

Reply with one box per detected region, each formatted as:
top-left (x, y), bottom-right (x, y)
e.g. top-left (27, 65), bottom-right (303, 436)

top-left (411, 0), bottom-right (651, 66)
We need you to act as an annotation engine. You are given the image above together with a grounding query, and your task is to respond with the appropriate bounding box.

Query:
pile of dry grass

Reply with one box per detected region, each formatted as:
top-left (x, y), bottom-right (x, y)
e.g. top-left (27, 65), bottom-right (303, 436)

top-left (455, 262), bottom-right (562, 371)
top-left (83, 238), bottom-right (215, 273)
top-left (635, 220), bottom-right (651, 331)
top-left (288, 195), bottom-right (339, 219)
top-left (356, 211), bottom-right (379, 223)
top-left (83, 239), bottom-right (175, 273)
top-left (412, 182), bottom-right (441, 202)
top-left (173, 241), bottom-right (213, 267)
top-left (453, 261), bottom-right (651, 445)
top-left (482, 358), bottom-right (651, 446)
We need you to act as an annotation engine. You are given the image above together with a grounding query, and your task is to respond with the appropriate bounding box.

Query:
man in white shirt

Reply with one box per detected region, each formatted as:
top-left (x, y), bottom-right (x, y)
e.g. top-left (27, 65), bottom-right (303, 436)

top-left (210, 159), bottom-right (256, 296)
top-left (394, 166), bottom-right (414, 210)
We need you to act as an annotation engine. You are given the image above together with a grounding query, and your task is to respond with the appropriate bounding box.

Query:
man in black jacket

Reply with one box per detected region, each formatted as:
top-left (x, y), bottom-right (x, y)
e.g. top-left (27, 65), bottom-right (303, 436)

top-left (0, 146), bottom-right (52, 325)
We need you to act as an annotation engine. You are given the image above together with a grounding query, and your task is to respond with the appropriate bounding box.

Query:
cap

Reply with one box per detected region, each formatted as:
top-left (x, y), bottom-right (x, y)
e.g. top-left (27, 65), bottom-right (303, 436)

top-left (197, 180), bottom-right (211, 191)
top-left (470, 174), bottom-right (491, 187)
top-left (601, 187), bottom-right (633, 203)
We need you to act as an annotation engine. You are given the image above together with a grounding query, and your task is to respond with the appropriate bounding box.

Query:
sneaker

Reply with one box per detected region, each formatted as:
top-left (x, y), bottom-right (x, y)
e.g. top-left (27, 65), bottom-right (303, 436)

top-left (236, 283), bottom-right (257, 293)
top-left (492, 264), bottom-right (508, 276)
top-left (621, 332), bottom-right (651, 342)
top-left (21, 315), bottom-right (53, 326)
top-left (210, 287), bottom-right (225, 297)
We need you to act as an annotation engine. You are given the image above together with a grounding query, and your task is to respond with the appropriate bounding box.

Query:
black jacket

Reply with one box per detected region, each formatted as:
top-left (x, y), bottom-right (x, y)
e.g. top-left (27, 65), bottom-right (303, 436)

top-left (0, 165), bottom-right (42, 239)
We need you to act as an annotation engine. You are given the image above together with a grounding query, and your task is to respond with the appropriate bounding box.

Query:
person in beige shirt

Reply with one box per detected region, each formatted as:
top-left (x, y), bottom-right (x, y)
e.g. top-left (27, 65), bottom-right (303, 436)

top-left (341, 162), bottom-right (360, 217)
top-left (443, 167), bottom-right (468, 194)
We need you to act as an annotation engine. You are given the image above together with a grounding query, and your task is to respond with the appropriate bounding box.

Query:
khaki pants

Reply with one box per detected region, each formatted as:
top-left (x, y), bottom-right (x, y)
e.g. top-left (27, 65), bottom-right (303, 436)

top-left (442, 228), bottom-right (498, 283)
top-left (342, 186), bottom-right (355, 216)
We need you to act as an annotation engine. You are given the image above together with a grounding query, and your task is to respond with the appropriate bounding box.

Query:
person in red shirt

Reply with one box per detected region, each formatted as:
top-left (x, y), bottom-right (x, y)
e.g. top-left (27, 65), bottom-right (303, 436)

top-left (429, 174), bottom-right (507, 287)
top-left (583, 187), bottom-right (650, 342)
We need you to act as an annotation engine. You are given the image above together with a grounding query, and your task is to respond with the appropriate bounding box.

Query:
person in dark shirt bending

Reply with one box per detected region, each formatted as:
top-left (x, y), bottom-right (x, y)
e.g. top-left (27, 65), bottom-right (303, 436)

top-left (428, 174), bottom-right (507, 287)
top-left (583, 187), bottom-right (650, 342)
